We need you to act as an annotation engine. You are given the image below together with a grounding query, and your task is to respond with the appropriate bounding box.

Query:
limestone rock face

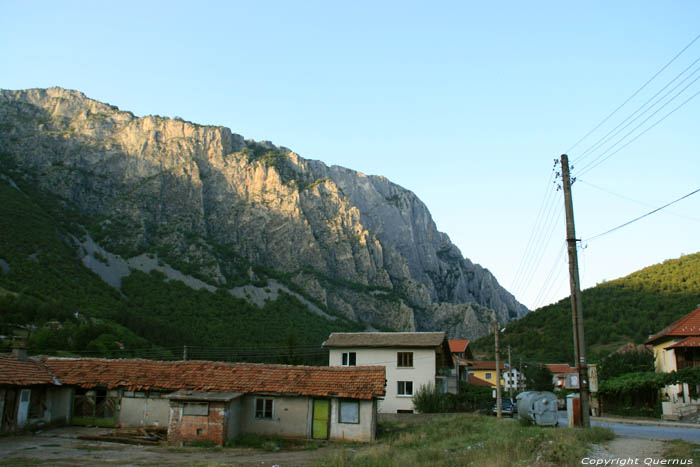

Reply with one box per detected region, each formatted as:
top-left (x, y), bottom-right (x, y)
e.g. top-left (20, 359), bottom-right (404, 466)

top-left (0, 87), bottom-right (528, 336)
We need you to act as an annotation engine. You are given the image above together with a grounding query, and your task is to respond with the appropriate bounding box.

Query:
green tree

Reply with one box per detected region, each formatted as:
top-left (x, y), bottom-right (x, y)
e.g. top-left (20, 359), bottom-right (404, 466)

top-left (523, 363), bottom-right (554, 391)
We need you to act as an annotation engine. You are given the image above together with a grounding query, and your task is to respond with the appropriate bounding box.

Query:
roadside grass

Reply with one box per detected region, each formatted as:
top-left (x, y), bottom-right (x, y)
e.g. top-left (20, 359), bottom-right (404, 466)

top-left (663, 439), bottom-right (700, 463)
top-left (0, 459), bottom-right (42, 467)
top-left (315, 414), bottom-right (614, 467)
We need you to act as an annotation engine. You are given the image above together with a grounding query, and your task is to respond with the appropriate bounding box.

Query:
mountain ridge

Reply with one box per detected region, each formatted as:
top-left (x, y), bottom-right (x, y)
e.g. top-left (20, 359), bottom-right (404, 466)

top-left (0, 87), bottom-right (527, 340)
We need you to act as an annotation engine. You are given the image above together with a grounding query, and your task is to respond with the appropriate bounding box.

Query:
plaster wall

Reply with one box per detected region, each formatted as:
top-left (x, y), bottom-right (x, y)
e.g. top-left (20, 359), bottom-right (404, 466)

top-left (240, 396), bottom-right (309, 438)
top-left (328, 398), bottom-right (376, 442)
top-left (329, 347), bottom-right (436, 413)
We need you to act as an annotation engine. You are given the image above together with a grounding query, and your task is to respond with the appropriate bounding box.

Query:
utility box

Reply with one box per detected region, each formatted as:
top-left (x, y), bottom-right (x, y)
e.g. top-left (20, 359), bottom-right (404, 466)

top-left (516, 391), bottom-right (558, 426)
top-left (567, 393), bottom-right (581, 427)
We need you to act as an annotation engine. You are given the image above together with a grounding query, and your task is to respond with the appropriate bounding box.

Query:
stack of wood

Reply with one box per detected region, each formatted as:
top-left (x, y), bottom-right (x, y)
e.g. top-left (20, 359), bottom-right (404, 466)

top-left (77, 426), bottom-right (168, 445)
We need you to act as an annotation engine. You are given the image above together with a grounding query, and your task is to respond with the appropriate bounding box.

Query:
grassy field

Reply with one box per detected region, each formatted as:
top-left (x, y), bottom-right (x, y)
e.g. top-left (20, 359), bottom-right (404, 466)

top-left (316, 414), bottom-right (614, 467)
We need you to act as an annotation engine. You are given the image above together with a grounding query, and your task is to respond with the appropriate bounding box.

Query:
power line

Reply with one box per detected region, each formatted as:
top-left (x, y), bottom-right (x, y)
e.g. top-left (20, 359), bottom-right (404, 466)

top-left (576, 85), bottom-right (700, 177)
top-left (584, 187), bottom-right (700, 242)
top-left (573, 56), bottom-right (700, 166)
top-left (566, 32), bottom-right (700, 155)
top-left (578, 178), bottom-right (700, 223)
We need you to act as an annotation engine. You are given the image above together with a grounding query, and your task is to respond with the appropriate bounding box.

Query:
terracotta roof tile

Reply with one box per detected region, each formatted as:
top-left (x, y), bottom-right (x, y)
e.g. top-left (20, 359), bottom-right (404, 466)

top-left (646, 307), bottom-right (700, 344)
top-left (667, 336), bottom-right (700, 349)
top-left (44, 358), bottom-right (385, 400)
top-left (449, 339), bottom-right (469, 353)
top-left (0, 355), bottom-right (57, 386)
top-left (467, 374), bottom-right (492, 387)
top-left (323, 332), bottom-right (446, 348)
top-left (544, 364), bottom-right (575, 374)
top-left (464, 360), bottom-right (506, 371)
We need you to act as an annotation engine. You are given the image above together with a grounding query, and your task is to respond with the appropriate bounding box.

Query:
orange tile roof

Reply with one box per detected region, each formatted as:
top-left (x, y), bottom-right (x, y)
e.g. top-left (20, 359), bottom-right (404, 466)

top-left (0, 355), bottom-right (57, 386)
top-left (646, 307), bottom-right (700, 345)
top-left (467, 374), bottom-right (492, 387)
top-left (44, 358), bottom-right (385, 400)
top-left (449, 339), bottom-right (470, 353)
top-left (544, 364), bottom-right (575, 374)
top-left (667, 336), bottom-right (700, 349)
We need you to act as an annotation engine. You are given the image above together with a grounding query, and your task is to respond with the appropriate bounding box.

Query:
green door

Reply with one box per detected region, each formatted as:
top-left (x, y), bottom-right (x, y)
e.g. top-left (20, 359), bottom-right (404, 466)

top-left (312, 399), bottom-right (329, 439)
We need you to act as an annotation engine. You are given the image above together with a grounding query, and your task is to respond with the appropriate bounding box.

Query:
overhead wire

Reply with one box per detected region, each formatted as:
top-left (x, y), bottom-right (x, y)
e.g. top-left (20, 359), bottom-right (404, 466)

top-left (572, 56), bottom-right (700, 166)
top-left (583, 187), bottom-right (700, 242)
top-left (565, 32), bottom-right (700, 156)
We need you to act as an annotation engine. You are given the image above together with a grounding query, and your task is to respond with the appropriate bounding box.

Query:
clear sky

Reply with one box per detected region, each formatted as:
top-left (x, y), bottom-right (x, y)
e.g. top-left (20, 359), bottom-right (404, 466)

top-left (2, 1), bottom-right (699, 310)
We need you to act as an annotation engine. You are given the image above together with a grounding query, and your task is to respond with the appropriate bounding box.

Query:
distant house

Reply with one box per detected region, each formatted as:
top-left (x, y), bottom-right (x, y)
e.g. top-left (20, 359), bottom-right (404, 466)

top-left (462, 360), bottom-right (507, 389)
top-left (646, 306), bottom-right (700, 420)
top-left (544, 364), bottom-right (575, 389)
top-left (0, 347), bottom-right (70, 433)
top-left (323, 332), bottom-right (452, 413)
top-left (448, 339), bottom-right (474, 393)
top-left (0, 355), bottom-right (385, 443)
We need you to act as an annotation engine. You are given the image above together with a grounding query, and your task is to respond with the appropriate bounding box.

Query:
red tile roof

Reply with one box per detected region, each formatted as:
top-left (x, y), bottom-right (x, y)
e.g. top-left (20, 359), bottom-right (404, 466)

top-left (646, 307), bottom-right (700, 345)
top-left (467, 374), bottom-right (492, 387)
top-left (0, 355), bottom-right (57, 386)
top-left (667, 336), bottom-right (700, 349)
top-left (44, 358), bottom-right (385, 400)
top-left (464, 360), bottom-right (506, 371)
top-left (449, 339), bottom-right (470, 353)
top-left (544, 364), bottom-right (575, 374)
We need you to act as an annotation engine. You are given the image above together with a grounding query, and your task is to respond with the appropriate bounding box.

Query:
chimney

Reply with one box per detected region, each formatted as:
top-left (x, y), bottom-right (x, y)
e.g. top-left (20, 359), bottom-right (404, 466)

top-left (12, 342), bottom-right (27, 361)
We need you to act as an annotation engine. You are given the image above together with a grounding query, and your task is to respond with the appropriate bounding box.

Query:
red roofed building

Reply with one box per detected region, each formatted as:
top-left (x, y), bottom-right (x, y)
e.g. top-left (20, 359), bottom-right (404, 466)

top-left (646, 306), bottom-right (700, 419)
top-left (544, 364), bottom-right (576, 389)
top-left (1, 354), bottom-right (385, 443)
top-left (0, 348), bottom-right (71, 433)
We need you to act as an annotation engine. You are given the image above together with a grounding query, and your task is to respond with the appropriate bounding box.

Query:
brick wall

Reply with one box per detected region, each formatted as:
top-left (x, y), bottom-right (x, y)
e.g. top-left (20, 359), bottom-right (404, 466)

top-left (168, 402), bottom-right (228, 445)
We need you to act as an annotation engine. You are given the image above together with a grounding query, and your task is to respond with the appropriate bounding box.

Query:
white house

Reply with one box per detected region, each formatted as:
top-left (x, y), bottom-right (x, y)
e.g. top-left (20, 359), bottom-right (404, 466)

top-left (323, 332), bottom-right (452, 413)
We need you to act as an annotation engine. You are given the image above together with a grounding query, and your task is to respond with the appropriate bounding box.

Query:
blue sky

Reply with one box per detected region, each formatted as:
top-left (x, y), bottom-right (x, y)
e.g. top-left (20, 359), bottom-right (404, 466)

top-left (2, 1), bottom-right (699, 309)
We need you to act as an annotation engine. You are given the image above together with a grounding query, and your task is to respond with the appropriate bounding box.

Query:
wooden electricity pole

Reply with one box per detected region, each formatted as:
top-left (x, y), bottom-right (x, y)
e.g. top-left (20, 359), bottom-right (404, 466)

top-left (494, 315), bottom-right (502, 418)
top-left (560, 154), bottom-right (591, 428)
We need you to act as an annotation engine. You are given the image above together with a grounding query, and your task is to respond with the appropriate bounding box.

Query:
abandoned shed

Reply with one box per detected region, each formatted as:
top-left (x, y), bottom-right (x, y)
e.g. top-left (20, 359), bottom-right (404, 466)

top-left (39, 357), bottom-right (386, 443)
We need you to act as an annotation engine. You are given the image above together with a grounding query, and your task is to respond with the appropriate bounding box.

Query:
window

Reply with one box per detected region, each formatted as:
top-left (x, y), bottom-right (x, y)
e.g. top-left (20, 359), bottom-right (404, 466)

top-left (342, 352), bottom-right (356, 366)
top-left (485, 372), bottom-right (492, 380)
top-left (183, 402), bottom-right (208, 416)
top-left (397, 381), bottom-right (413, 396)
top-left (339, 400), bottom-right (359, 423)
top-left (255, 398), bottom-right (273, 419)
top-left (397, 352), bottom-right (413, 368)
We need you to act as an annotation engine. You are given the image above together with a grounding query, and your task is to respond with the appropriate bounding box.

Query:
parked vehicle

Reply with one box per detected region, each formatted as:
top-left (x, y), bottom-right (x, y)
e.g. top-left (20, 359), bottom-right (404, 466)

top-left (492, 398), bottom-right (517, 417)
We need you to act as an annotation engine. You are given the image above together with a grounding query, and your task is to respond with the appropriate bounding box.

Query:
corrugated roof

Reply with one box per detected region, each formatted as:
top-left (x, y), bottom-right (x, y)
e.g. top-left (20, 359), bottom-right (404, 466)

top-left (449, 339), bottom-right (470, 353)
top-left (323, 332), bottom-right (446, 348)
top-left (667, 336), bottom-right (700, 349)
top-left (44, 358), bottom-right (385, 400)
top-left (0, 355), bottom-right (57, 386)
top-left (646, 307), bottom-right (700, 345)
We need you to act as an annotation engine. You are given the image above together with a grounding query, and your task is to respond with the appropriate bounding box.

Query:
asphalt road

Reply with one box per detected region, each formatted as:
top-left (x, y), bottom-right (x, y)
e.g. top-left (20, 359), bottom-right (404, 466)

top-left (556, 412), bottom-right (700, 442)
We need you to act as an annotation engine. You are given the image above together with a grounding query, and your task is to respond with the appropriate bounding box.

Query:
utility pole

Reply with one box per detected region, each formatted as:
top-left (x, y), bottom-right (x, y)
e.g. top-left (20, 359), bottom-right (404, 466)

top-left (560, 154), bottom-right (590, 428)
top-left (508, 345), bottom-right (513, 400)
top-left (494, 315), bottom-right (502, 418)
top-left (183, 345), bottom-right (188, 361)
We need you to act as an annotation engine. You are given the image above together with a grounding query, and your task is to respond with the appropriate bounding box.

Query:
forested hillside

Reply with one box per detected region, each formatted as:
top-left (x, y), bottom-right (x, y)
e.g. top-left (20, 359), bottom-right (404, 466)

top-left (0, 177), bottom-right (360, 362)
top-left (473, 253), bottom-right (700, 363)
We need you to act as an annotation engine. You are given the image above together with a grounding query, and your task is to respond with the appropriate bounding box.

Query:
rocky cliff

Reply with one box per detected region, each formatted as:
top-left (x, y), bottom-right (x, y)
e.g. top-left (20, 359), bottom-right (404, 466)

top-left (0, 87), bottom-right (527, 339)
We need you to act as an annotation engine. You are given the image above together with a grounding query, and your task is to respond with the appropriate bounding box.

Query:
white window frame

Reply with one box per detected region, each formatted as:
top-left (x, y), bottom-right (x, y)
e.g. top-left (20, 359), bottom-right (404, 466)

top-left (397, 381), bottom-right (413, 396)
top-left (342, 352), bottom-right (356, 366)
top-left (338, 399), bottom-right (360, 424)
top-left (255, 398), bottom-right (274, 419)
